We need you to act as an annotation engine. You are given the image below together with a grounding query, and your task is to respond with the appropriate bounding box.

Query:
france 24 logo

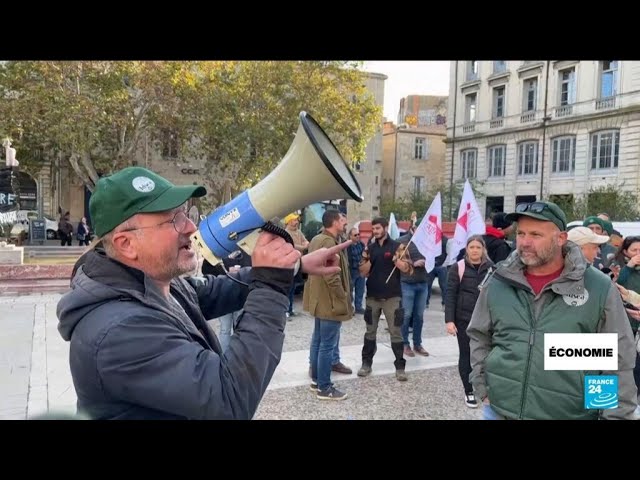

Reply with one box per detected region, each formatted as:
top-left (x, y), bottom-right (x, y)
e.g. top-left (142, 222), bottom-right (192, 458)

top-left (584, 375), bottom-right (618, 410)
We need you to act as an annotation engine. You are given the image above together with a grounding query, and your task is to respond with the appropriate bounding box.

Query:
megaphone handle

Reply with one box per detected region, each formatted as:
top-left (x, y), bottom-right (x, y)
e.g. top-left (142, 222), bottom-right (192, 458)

top-left (261, 221), bottom-right (295, 247)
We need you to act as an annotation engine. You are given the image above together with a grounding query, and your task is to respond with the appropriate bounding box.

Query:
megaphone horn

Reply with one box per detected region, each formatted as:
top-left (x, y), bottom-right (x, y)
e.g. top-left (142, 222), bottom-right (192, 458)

top-left (192, 111), bottom-right (363, 266)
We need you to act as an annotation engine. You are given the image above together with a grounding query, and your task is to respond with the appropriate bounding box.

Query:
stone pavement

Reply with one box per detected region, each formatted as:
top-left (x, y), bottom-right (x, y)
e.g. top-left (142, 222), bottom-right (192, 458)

top-left (0, 290), bottom-right (482, 420)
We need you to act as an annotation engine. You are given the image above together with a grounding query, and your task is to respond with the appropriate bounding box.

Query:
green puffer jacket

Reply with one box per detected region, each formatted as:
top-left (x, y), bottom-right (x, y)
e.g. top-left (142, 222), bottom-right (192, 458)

top-left (467, 243), bottom-right (638, 420)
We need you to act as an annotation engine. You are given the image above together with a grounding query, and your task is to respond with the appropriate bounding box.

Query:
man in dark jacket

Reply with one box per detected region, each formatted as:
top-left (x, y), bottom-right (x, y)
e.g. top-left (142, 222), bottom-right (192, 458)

top-left (56, 166), bottom-right (350, 420)
top-left (467, 201), bottom-right (638, 420)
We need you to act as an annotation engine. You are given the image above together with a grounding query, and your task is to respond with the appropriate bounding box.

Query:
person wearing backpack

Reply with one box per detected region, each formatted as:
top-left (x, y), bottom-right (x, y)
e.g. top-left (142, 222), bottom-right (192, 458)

top-left (445, 235), bottom-right (493, 409)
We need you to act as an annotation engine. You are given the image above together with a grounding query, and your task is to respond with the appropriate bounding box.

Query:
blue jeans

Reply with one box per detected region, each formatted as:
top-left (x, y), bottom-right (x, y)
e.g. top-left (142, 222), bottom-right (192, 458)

top-left (482, 403), bottom-right (505, 420)
top-left (401, 282), bottom-right (428, 347)
top-left (217, 310), bottom-right (241, 352)
top-left (287, 284), bottom-right (296, 314)
top-left (351, 269), bottom-right (366, 311)
top-left (427, 265), bottom-right (448, 306)
top-left (309, 318), bottom-right (342, 391)
top-left (309, 323), bottom-right (341, 366)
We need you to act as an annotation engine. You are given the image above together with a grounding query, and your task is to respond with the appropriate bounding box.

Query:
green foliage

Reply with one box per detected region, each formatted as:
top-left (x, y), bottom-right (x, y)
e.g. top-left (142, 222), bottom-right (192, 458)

top-left (575, 183), bottom-right (640, 221)
top-left (0, 61), bottom-right (382, 204)
top-left (549, 183), bottom-right (640, 222)
top-left (380, 179), bottom-right (485, 222)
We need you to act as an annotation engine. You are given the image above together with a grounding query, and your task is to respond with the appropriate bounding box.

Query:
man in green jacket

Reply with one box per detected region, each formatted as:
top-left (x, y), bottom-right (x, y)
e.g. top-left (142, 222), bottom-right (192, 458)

top-left (303, 210), bottom-right (353, 401)
top-left (467, 201), bottom-right (638, 420)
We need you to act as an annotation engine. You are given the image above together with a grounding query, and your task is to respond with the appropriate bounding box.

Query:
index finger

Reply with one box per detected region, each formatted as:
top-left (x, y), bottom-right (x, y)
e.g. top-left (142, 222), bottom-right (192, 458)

top-left (326, 240), bottom-right (352, 255)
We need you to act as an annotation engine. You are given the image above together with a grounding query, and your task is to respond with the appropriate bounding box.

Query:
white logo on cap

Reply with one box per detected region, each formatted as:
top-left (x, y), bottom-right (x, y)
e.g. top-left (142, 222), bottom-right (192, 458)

top-left (132, 176), bottom-right (155, 193)
top-left (562, 289), bottom-right (589, 307)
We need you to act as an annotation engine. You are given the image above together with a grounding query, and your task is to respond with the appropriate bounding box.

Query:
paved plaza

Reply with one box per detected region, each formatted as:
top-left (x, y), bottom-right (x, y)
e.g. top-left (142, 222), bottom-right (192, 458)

top-left (0, 290), bottom-right (483, 420)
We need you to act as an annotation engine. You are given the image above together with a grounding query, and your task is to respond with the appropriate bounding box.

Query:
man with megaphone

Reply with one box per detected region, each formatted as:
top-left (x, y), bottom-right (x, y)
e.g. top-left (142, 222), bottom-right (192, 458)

top-left (56, 166), bottom-right (352, 420)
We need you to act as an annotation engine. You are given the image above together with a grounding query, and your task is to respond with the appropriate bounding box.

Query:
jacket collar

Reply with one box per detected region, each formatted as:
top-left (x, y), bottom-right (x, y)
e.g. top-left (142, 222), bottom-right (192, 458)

top-left (495, 242), bottom-right (589, 296)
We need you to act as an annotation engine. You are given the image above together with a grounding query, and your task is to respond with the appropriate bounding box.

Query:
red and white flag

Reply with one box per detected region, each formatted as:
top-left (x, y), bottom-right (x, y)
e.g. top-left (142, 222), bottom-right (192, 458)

top-left (445, 180), bottom-right (485, 265)
top-left (411, 193), bottom-right (443, 273)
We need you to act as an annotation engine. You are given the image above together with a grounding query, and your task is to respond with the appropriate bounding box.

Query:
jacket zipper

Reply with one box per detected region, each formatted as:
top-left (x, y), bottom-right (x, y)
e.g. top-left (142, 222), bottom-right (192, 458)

top-left (519, 294), bottom-right (537, 419)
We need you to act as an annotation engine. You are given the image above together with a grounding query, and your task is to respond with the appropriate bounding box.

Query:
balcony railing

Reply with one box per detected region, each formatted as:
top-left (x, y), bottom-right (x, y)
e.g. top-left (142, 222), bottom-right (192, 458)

top-left (520, 112), bottom-right (536, 123)
top-left (452, 90), bottom-right (639, 137)
top-left (595, 96), bottom-right (616, 110)
top-left (555, 105), bottom-right (573, 118)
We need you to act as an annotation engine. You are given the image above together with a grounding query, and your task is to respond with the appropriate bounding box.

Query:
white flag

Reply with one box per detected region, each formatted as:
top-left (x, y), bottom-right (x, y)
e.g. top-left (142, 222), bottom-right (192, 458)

top-left (411, 193), bottom-right (443, 273)
top-left (388, 212), bottom-right (400, 240)
top-left (445, 180), bottom-right (486, 265)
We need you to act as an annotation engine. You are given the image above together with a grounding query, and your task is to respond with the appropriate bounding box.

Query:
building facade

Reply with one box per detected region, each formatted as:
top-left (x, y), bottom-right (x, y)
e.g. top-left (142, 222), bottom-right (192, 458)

top-left (382, 95), bottom-right (448, 201)
top-left (346, 71), bottom-right (387, 222)
top-left (445, 61), bottom-right (640, 219)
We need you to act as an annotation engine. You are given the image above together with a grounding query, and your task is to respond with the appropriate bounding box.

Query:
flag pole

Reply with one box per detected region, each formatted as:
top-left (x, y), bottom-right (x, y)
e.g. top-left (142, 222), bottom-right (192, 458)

top-left (384, 238), bottom-right (414, 284)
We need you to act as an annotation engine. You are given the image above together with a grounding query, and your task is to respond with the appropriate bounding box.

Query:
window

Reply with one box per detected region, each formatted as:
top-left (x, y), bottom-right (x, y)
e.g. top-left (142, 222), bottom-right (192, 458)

top-left (600, 61), bottom-right (618, 98)
top-left (559, 68), bottom-right (576, 106)
top-left (413, 176), bottom-right (424, 195)
top-left (590, 130), bottom-right (620, 170)
top-left (467, 61), bottom-right (478, 81)
top-left (465, 93), bottom-right (477, 123)
top-left (493, 61), bottom-right (507, 74)
top-left (461, 149), bottom-right (477, 179)
top-left (523, 78), bottom-right (538, 112)
top-left (487, 145), bottom-right (506, 177)
top-left (414, 137), bottom-right (428, 160)
top-left (518, 141), bottom-right (539, 175)
top-left (552, 136), bottom-right (576, 173)
top-left (375, 175), bottom-right (379, 185)
top-left (493, 86), bottom-right (505, 118)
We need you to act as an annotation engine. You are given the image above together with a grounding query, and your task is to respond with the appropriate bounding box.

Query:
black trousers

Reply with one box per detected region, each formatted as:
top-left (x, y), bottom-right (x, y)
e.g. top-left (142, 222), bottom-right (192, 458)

top-left (455, 322), bottom-right (473, 395)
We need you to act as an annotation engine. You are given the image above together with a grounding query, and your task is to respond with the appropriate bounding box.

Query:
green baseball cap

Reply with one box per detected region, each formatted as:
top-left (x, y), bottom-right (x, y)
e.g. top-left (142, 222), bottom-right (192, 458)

top-left (583, 216), bottom-right (607, 233)
top-left (506, 201), bottom-right (567, 232)
top-left (89, 167), bottom-right (207, 237)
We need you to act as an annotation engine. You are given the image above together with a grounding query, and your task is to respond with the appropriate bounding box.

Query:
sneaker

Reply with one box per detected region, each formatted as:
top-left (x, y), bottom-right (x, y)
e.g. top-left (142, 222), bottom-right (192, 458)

top-left (317, 386), bottom-right (348, 401)
top-left (310, 382), bottom-right (334, 392)
top-left (465, 393), bottom-right (478, 408)
top-left (331, 362), bottom-right (353, 374)
top-left (357, 364), bottom-right (372, 377)
top-left (413, 346), bottom-right (430, 357)
top-left (403, 345), bottom-right (415, 357)
top-left (395, 369), bottom-right (408, 381)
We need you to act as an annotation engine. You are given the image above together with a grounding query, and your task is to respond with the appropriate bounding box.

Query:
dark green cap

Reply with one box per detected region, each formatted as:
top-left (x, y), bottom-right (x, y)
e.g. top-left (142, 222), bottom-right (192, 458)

top-left (583, 216), bottom-right (609, 233)
top-left (89, 167), bottom-right (206, 237)
top-left (506, 201), bottom-right (567, 232)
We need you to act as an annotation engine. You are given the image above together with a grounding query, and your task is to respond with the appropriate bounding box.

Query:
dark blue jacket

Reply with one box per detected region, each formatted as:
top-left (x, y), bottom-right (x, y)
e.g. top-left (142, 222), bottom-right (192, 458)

top-left (57, 249), bottom-right (290, 420)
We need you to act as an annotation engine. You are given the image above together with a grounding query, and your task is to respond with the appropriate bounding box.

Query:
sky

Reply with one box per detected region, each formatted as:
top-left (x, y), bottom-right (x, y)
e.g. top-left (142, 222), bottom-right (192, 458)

top-left (361, 61), bottom-right (450, 122)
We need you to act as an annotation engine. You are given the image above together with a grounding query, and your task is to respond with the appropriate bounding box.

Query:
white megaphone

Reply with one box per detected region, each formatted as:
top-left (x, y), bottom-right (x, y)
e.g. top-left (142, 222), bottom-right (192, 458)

top-left (191, 111), bottom-right (364, 266)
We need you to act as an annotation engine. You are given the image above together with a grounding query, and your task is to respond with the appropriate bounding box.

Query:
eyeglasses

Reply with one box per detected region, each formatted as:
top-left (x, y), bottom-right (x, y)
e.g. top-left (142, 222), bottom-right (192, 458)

top-left (122, 210), bottom-right (192, 234)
